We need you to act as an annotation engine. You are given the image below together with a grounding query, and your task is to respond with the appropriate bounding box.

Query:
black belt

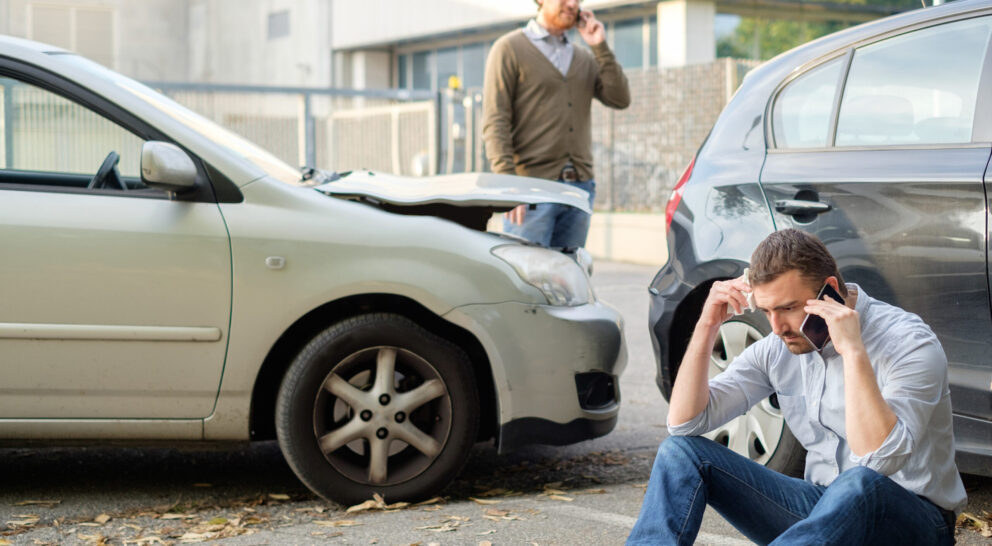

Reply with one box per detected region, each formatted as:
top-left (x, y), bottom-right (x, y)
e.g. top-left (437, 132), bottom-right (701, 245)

top-left (559, 165), bottom-right (579, 182)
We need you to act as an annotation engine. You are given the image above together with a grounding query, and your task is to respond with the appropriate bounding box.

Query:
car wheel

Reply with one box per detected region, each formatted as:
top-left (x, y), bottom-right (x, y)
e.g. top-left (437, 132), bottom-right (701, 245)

top-left (276, 313), bottom-right (479, 505)
top-left (704, 316), bottom-right (806, 478)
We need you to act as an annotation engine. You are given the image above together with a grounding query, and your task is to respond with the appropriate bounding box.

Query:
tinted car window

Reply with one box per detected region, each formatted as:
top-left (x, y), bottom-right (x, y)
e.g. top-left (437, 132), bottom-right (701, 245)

top-left (837, 17), bottom-right (992, 147)
top-left (772, 58), bottom-right (842, 148)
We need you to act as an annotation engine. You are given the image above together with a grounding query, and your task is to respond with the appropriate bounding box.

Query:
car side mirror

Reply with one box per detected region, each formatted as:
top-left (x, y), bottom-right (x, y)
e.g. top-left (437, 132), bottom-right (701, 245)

top-left (141, 141), bottom-right (197, 192)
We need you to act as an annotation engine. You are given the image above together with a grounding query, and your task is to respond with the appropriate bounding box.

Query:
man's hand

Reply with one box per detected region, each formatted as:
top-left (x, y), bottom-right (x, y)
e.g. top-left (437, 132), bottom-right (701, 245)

top-left (577, 11), bottom-right (605, 46)
top-left (507, 204), bottom-right (527, 225)
top-left (804, 297), bottom-right (865, 358)
top-left (698, 275), bottom-right (751, 330)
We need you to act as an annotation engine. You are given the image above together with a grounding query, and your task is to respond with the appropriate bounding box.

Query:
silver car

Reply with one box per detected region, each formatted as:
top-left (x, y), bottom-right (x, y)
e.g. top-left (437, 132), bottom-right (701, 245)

top-left (0, 36), bottom-right (626, 505)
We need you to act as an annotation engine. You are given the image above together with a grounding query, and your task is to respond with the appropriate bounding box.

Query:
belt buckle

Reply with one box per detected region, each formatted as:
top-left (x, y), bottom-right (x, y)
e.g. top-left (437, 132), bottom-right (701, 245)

top-left (560, 166), bottom-right (578, 182)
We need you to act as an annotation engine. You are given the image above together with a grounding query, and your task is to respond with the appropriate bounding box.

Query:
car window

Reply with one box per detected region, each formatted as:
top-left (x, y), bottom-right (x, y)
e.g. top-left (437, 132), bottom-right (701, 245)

top-left (0, 75), bottom-right (147, 189)
top-left (836, 17), bottom-right (992, 147)
top-left (772, 57), bottom-right (842, 149)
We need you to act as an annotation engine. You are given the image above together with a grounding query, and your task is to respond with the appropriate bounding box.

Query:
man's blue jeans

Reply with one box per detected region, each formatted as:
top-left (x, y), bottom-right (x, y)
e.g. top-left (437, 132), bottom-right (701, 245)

top-left (627, 436), bottom-right (955, 545)
top-left (502, 179), bottom-right (595, 249)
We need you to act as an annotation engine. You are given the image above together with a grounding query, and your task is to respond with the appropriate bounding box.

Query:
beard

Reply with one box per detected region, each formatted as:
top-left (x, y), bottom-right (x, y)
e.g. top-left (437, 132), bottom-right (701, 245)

top-left (780, 330), bottom-right (815, 355)
top-left (542, 7), bottom-right (578, 33)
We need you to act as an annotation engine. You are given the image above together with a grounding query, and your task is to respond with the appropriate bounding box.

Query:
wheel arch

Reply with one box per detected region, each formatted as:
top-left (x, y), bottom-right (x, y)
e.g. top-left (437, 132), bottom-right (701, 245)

top-left (248, 293), bottom-right (497, 444)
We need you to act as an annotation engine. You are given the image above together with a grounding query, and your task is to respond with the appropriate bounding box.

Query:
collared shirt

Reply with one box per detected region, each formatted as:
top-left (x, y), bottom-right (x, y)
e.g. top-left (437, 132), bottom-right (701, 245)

top-left (669, 284), bottom-right (968, 513)
top-left (523, 18), bottom-right (573, 76)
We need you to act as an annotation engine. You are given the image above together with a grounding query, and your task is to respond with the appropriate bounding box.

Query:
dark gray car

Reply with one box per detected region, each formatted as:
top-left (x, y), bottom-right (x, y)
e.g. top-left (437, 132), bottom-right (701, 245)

top-left (650, 0), bottom-right (992, 477)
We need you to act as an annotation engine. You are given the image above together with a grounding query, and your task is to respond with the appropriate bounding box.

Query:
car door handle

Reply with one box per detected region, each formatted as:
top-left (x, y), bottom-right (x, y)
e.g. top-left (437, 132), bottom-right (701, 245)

top-left (774, 199), bottom-right (832, 216)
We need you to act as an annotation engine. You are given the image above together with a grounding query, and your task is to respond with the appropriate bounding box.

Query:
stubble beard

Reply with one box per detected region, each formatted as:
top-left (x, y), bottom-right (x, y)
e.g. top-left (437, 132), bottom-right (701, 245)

top-left (542, 7), bottom-right (577, 34)
top-left (781, 331), bottom-right (815, 355)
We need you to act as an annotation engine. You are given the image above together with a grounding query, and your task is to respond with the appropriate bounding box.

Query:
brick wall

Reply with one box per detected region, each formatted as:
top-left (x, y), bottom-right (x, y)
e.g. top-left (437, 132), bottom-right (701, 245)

top-left (590, 58), bottom-right (760, 213)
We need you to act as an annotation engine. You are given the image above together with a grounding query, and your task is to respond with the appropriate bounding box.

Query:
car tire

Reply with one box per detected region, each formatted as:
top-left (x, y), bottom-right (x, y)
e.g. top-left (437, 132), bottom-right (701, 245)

top-left (275, 313), bottom-right (479, 505)
top-left (704, 314), bottom-right (806, 478)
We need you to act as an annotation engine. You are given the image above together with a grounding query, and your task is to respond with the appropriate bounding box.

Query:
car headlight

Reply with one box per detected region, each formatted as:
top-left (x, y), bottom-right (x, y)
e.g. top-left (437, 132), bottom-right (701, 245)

top-left (492, 245), bottom-right (595, 306)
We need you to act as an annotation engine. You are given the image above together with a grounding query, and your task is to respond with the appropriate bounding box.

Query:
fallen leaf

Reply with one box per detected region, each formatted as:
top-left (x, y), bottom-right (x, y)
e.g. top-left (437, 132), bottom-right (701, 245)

top-left (469, 497), bottom-right (501, 505)
top-left (94, 514), bottom-right (111, 525)
top-left (347, 500), bottom-right (379, 513)
top-left (480, 541), bottom-right (494, 546)
top-left (268, 493), bottom-right (290, 501)
top-left (160, 514), bottom-right (197, 520)
top-left (542, 488), bottom-right (567, 496)
top-left (478, 530), bottom-right (497, 536)
top-left (206, 517), bottom-right (228, 525)
top-left (579, 488), bottom-right (607, 495)
top-left (485, 509), bottom-right (509, 517)
top-left (548, 495), bottom-right (574, 502)
top-left (581, 474), bottom-right (603, 483)
top-left (0, 540), bottom-right (10, 545)
top-left (413, 497), bottom-right (444, 506)
top-left (124, 538), bottom-right (166, 545)
top-left (314, 519), bottom-right (363, 527)
top-left (13, 500), bottom-right (61, 507)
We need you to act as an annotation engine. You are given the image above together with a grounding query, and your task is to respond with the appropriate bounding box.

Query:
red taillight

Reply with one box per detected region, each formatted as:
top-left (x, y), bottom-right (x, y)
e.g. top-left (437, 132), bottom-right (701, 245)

top-left (665, 155), bottom-right (696, 233)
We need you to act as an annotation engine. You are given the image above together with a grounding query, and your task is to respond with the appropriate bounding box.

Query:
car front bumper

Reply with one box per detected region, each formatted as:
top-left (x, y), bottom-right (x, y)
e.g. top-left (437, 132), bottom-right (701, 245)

top-left (443, 300), bottom-right (627, 453)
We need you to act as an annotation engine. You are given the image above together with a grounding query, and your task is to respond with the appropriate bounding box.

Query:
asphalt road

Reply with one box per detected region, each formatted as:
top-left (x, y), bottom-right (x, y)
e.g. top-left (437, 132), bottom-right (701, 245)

top-left (1, 261), bottom-right (991, 545)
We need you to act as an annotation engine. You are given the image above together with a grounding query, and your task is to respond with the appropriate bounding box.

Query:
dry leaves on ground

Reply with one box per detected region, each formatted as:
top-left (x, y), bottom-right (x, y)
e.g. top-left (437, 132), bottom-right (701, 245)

top-left (12, 500), bottom-right (61, 508)
top-left (347, 493), bottom-right (411, 513)
top-left (958, 512), bottom-right (992, 538)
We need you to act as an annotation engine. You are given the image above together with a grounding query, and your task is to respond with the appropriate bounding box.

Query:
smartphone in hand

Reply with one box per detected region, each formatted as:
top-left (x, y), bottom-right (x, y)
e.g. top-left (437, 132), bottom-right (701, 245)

top-left (577, 10), bottom-right (588, 29)
top-left (800, 283), bottom-right (845, 350)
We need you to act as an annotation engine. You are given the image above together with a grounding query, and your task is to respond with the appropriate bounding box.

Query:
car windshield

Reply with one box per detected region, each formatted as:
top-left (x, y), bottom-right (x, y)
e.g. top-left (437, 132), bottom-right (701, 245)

top-left (54, 53), bottom-right (303, 185)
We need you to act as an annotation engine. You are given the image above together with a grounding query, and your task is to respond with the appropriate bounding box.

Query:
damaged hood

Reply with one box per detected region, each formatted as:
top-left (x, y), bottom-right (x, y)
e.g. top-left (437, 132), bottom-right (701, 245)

top-left (314, 171), bottom-right (590, 230)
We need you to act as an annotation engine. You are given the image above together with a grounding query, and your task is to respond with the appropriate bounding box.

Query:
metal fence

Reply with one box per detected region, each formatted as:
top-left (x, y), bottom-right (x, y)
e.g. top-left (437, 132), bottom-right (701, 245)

top-left (148, 82), bottom-right (438, 178)
top-left (1, 59), bottom-right (759, 213)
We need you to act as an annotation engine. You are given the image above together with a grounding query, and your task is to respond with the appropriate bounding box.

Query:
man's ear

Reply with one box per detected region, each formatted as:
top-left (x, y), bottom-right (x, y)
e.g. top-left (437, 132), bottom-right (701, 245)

top-left (824, 276), bottom-right (840, 292)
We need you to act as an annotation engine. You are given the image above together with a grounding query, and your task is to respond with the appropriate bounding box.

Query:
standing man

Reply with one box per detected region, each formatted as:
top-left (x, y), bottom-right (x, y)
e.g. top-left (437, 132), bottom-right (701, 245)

top-left (482, 0), bottom-right (629, 249)
top-left (628, 229), bottom-right (965, 545)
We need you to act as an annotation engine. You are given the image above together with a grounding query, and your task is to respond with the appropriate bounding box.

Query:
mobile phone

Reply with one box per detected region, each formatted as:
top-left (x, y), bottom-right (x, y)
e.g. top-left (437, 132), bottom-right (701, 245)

top-left (577, 10), bottom-right (588, 29)
top-left (800, 283), bottom-right (845, 351)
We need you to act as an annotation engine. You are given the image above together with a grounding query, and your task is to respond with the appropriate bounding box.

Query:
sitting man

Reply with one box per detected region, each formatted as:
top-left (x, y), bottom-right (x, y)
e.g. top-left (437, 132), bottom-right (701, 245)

top-left (628, 229), bottom-right (965, 545)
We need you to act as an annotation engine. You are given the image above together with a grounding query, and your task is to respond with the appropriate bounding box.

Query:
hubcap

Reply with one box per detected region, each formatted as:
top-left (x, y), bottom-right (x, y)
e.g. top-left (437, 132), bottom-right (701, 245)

top-left (312, 346), bottom-right (452, 486)
top-left (704, 320), bottom-right (785, 465)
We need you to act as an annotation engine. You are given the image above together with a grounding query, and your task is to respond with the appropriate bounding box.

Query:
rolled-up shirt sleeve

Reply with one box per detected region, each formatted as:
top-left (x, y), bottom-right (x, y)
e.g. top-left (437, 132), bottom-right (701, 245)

top-left (668, 339), bottom-right (775, 436)
top-left (848, 332), bottom-right (948, 475)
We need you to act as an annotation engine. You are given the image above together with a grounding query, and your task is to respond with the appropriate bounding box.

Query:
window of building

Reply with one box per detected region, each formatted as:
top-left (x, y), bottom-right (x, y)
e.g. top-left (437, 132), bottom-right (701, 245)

top-left (613, 18), bottom-right (644, 69)
top-left (771, 57), bottom-right (842, 149)
top-left (836, 17), bottom-right (992, 147)
top-left (267, 10), bottom-right (290, 40)
top-left (462, 43), bottom-right (486, 89)
top-left (29, 4), bottom-right (116, 69)
top-left (436, 46), bottom-right (458, 91)
top-left (412, 51), bottom-right (432, 90)
top-left (400, 41), bottom-right (490, 91)
top-left (397, 53), bottom-right (409, 89)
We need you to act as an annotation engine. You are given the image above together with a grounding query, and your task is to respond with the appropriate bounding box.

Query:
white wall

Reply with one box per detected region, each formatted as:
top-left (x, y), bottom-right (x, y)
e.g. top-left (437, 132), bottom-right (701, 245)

top-left (188, 0), bottom-right (332, 86)
top-left (331, 0), bottom-right (645, 50)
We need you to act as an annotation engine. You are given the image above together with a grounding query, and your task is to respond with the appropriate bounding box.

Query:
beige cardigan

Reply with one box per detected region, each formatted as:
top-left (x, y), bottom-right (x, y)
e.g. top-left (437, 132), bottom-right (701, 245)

top-left (482, 29), bottom-right (630, 181)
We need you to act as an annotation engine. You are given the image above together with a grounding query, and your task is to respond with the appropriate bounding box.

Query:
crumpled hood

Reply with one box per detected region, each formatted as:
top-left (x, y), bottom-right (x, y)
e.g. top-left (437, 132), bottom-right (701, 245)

top-left (315, 170), bottom-right (590, 214)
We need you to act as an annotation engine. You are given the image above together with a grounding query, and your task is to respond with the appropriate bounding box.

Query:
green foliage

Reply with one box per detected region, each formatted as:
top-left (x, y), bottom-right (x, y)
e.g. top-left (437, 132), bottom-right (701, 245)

top-left (717, 0), bottom-right (927, 60)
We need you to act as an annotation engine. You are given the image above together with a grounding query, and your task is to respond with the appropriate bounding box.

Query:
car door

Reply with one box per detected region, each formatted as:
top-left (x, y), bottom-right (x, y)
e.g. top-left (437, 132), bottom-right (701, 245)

top-left (0, 70), bottom-right (231, 420)
top-left (759, 16), bottom-right (992, 444)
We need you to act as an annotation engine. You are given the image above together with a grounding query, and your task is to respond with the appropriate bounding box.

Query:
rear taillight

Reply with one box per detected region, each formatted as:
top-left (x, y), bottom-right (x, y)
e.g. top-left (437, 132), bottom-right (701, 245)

top-left (665, 155), bottom-right (696, 233)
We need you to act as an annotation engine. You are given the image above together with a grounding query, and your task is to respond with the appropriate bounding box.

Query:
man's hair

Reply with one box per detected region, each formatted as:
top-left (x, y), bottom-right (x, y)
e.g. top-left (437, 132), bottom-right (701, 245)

top-left (748, 229), bottom-right (847, 297)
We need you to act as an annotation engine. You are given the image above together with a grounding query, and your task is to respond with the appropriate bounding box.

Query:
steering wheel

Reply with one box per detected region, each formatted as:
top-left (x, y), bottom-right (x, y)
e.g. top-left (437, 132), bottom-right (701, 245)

top-left (87, 151), bottom-right (125, 190)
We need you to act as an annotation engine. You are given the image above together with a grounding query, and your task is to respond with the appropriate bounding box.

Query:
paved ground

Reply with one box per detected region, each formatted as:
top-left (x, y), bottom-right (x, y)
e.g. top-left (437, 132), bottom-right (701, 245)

top-left (1, 261), bottom-right (991, 544)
